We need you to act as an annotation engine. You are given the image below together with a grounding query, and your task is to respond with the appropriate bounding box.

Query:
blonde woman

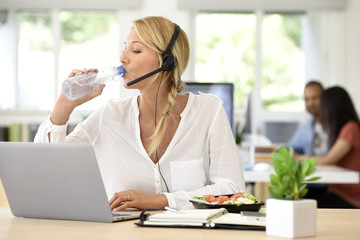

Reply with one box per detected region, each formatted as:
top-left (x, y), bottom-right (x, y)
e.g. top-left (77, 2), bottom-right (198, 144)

top-left (35, 16), bottom-right (245, 210)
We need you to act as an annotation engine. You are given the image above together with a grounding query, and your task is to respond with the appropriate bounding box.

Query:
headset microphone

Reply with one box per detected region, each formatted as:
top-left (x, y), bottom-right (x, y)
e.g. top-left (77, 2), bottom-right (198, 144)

top-left (126, 67), bottom-right (164, 87)
top-left (126, 23), bottom-right (180, 87)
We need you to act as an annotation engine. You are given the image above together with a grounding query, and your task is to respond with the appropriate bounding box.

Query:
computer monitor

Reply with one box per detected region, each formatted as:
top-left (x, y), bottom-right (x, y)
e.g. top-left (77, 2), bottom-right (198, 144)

top-left (182, 82), bottom-right (234, 132)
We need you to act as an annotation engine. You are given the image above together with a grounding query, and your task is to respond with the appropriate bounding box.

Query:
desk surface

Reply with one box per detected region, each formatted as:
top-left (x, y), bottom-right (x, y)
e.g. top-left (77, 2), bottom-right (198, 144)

top-left (244, 165), bottom-right (360, 183)
top-left (0, 207), bottom-right (359, 240)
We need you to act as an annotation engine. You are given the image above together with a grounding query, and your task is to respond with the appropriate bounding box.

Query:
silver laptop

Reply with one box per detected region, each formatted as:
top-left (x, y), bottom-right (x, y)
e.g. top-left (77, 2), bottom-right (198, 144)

top-left (0, 142), bottom-right (140, 222)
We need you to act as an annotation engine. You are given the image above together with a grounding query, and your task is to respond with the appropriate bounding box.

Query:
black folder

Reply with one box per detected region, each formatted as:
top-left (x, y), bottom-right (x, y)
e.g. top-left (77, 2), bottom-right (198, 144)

top-left (135, 208), bottom-right (266, 230)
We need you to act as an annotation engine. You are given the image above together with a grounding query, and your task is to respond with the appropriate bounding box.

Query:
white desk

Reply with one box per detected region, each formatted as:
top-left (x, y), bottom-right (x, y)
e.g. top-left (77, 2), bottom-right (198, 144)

top-left (244, 165), bottom-right (360, 183)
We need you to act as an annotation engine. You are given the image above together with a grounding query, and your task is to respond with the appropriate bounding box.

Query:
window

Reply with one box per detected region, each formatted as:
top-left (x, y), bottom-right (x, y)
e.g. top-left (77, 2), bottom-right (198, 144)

top-left (1, 10), bottom-right (119, 111)
top-left (196, 13), bottom-right (256, 108)
top-left (59, 10), bottom-right (119, 110)
top-left (17, 11), bottom-right (54, 110)
top-left (196, 12), bottom-right (306, 112)
top-left (261, 13), bottom-right (305, 111)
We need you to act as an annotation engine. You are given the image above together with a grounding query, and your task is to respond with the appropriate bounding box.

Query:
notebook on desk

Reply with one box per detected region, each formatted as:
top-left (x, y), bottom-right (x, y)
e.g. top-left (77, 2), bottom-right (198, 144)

top-left (136, 208), bottom-right (266, 230)
top-left (0, 142), bottom-right (141, 222)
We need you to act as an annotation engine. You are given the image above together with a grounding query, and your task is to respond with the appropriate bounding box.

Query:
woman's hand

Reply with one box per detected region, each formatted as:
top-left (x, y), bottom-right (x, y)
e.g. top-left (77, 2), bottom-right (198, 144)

top-left (63, 68), bottom-right (106, 107)
top-left (50, 68), bottom-right (105, 125)
top-left (64, 68), bottom-right (104, 106)
top-left (109, 190), bottom-right (168, 211)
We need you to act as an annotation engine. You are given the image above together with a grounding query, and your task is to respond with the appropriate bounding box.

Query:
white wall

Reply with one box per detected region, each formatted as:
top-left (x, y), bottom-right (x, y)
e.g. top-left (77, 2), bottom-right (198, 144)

top-left (139, 0), bottom-right (195, 82)
top-left (345, 0), bottom-right (360, 111)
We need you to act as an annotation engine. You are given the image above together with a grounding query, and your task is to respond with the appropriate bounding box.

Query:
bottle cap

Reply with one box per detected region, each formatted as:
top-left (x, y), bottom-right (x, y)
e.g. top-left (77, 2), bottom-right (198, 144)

top-left (117, 66), bottom-right (126, 77)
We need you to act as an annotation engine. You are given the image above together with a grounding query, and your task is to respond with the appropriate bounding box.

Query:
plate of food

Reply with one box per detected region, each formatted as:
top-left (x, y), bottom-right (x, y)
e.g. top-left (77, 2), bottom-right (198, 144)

top-left (190, 192), bottom-right (264, 213)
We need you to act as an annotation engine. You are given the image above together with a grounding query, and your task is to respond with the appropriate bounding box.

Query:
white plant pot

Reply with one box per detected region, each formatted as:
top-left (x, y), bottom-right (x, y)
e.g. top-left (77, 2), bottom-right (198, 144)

top-left (266, 198), bottom-right (317, 238)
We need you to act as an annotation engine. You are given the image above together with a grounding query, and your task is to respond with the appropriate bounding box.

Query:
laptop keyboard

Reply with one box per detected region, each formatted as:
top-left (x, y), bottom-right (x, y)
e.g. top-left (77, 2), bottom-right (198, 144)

top-left (112, 212), bottom-right (133, 217)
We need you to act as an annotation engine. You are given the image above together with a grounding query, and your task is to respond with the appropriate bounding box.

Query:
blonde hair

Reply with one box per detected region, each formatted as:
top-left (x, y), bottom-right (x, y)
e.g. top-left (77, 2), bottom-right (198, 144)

top-left (132, 16), bottom-right (190, 155)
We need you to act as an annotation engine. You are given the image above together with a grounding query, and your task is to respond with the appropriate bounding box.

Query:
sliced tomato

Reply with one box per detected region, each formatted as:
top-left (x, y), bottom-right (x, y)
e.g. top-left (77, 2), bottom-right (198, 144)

top-left (216, 195), bottom-right (230, 204)
top-left (204, 195), bottom-right (216, 203)
top-left (230, 193), bottom-right (245, 200)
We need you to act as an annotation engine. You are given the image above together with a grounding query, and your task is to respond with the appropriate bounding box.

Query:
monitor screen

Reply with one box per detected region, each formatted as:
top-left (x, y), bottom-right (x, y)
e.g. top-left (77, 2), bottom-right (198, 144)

top-left (182, 82), bottom-right (234, 132)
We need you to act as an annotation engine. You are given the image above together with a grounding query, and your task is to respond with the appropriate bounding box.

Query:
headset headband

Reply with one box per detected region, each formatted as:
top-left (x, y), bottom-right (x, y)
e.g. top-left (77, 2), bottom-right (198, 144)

top-left (163, 23), bottom-right (180, 55)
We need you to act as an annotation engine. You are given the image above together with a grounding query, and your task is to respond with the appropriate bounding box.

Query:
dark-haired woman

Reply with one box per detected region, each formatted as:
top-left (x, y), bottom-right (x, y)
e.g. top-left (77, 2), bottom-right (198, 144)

top-left (300, 86), bottom-right (360, 208)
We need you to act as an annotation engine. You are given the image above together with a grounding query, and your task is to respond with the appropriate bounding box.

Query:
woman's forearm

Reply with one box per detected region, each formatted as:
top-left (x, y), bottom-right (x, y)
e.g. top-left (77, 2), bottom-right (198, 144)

top-left (50, 93), bottom-right (76, 125)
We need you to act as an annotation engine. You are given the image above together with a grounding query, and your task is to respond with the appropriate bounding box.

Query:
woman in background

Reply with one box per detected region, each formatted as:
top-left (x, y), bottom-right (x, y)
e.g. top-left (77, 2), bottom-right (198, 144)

top-left (34, 16), bottom-right (245, 210)
top-left (302, 86), bottom-right (360, 208)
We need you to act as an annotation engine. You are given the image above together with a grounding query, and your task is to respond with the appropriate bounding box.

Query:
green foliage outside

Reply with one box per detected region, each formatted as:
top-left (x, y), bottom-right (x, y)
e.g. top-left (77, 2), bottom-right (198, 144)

top-left (268, 146), bottom-right (321, 200)
top-left (261, 14), bottom-right (304, 111)
top-left (18, 11), bottom-right (116, 51)
top-left (196, 13), bottom-right (304, 111)
top-left (20, 11), bottom-right (305, 111)
top-left (19, 11), bottom-right (52, 51)
top-left (60, 11), bottom-right (115, 43)
top-left (283, 14), bottom-right (302, 48)
top-left (196, 13), bottom-right (255, 108)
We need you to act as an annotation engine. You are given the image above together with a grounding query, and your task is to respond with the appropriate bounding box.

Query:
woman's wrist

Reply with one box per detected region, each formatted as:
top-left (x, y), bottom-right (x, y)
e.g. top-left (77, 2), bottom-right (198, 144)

top-left (156, 194), bottom-right (169, 208)
top-left (50, 94), bottom-right (76, 125)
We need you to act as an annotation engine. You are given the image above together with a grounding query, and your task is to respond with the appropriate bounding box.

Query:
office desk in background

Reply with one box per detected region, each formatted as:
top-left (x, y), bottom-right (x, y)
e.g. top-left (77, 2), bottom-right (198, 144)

top-left (0, 208), bottom-right (359, 240)
top-left (244, 165), bottom-right (360, 184)
top-left (243, 164), bottom-right (359, 201)
top-left (239, 138), bottom-right (359, 185)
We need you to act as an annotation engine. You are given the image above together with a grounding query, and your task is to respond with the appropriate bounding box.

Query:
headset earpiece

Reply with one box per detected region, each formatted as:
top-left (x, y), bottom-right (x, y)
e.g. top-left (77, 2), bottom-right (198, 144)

top-left (160, 23), bottom-right (180, 72)
top-left (161, 53), bottom-right (177, 71)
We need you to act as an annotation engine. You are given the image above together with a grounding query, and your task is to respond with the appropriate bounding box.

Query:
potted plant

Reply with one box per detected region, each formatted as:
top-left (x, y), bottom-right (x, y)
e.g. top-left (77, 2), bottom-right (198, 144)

top-left (266, 146), bottom-right (321, 238)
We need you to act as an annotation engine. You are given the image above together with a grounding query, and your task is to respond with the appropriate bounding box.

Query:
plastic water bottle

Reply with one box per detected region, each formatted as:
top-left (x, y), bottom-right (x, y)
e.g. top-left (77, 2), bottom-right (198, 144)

top-left (62, 66), bottom-right (126, 100)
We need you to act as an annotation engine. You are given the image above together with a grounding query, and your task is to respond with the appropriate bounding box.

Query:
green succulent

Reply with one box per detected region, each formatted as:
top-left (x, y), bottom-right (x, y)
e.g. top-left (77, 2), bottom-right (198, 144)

top-left (268, 146), bottom-right (321, 200)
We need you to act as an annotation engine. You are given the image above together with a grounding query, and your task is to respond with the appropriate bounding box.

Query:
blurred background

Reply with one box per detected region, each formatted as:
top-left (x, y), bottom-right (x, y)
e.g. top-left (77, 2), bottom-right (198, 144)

top-left (0, 0), bottom-right (359, 145)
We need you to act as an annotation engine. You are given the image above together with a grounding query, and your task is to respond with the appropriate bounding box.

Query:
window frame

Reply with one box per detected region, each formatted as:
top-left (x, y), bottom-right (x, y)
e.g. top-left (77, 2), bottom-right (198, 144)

top-left (193, 10), bottom-right (308, 135)
top-left (0, 1), bottom-right (347, 138)
top-left (0, 7), bottom-right (137, 124)
top-left (182, 0), bottom-right (346, 137)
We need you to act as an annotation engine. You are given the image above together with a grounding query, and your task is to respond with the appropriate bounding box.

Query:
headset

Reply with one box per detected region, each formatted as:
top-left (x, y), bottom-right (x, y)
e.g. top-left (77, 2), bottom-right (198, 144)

top-left (126, 23), bottom-right (180, 86)
top-left (127, 22), bottom-right (181, 192)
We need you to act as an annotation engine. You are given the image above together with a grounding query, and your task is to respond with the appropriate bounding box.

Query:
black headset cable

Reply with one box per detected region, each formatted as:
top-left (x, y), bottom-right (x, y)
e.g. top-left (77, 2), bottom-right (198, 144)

top-left (154, 72), bottom-right (170, 193)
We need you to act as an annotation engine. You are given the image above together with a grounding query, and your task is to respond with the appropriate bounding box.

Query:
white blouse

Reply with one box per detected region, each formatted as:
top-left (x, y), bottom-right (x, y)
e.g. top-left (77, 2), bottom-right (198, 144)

top-left (34, 93), bottom-right (245, 209)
